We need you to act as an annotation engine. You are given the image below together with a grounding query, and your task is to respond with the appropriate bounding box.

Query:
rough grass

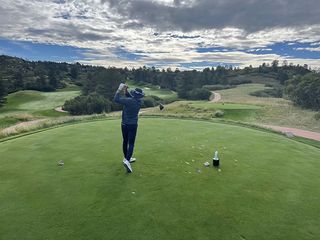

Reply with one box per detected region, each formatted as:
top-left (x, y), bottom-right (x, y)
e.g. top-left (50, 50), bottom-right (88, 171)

top-left (0, 114), bottom-right (34, 129)
top-left (143, 101), bottom-right (262, 122)
top-left (215, 84), bottom-right (320, 132)
top-left (1, 118), bottom-right (319, 240)
top-left (0, 114), bottom-right (109, 139)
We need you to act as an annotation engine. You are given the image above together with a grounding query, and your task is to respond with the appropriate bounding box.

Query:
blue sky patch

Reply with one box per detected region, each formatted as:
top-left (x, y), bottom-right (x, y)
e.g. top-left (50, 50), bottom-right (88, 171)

top-left (180, 61), bottom-right (240, 69)
top-left (245, 42), bottom-right (320, 59)
top-left (113, 47), bottom-right (145, 61)
top-left (196, 47), bottom-right (235, 53)
top-left (0, 38), bottom-right (89, 62)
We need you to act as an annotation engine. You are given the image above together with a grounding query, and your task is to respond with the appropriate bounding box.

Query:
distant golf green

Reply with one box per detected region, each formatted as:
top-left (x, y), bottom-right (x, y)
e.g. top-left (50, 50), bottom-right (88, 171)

top-left (0, 90), bottom-right (80, 128)
top-left (0, 118), bottom-right (319, 240)
top-left (126, 81), bottom-right (177, 101)
top-left (0, 90), bottom-right (80, 115)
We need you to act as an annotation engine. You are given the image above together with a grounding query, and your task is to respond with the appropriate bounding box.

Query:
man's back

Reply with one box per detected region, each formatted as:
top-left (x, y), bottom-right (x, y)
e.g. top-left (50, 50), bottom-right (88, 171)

top-left (114, 91), bottom-right (142, 125)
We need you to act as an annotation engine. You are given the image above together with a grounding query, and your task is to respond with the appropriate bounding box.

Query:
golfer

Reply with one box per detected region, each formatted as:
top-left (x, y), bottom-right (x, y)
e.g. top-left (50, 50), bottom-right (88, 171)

top-left (114, 83), bottom-right (145, 173)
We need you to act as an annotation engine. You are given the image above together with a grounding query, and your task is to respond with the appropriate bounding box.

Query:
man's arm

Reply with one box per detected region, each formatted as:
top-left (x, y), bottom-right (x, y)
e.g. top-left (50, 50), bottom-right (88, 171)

top-left (125, 88), bottom-right (131, 98)
top-left (114, 84), bottom-right (130, 105)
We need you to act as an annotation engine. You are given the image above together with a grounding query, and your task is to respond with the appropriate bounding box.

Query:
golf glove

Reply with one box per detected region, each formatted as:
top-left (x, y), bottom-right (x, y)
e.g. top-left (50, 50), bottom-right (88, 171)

top-left (118, 83), bottom-right (127, 91)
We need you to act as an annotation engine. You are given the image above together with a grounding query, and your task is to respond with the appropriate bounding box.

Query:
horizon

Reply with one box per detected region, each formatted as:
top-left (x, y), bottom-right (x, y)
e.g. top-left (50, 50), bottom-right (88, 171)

top-left (0, 0), bottom-right (319, 70)
top-left (1, 53), bottom-right (315, 72)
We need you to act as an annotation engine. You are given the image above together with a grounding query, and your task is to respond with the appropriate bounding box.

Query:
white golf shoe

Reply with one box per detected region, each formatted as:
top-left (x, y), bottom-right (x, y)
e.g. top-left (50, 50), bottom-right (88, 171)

top-left (129, 157), bottom-right (136, 163)
top-left (123, 159), bottom-right (133, 173)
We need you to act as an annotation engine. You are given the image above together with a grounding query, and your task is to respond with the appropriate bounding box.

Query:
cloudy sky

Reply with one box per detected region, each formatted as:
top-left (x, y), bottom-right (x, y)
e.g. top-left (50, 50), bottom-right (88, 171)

top-left (0, 0), bottom-right (319, 69)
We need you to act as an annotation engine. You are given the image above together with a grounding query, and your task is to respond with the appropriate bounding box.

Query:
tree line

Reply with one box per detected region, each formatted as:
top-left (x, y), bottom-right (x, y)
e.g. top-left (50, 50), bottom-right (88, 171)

top-left (0, 55), bottom-right (319, 113)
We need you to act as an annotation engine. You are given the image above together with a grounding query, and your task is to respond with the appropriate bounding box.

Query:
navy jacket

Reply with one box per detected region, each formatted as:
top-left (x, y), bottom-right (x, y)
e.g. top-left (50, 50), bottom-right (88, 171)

top-left (114, 91), bottom-right (142, 125)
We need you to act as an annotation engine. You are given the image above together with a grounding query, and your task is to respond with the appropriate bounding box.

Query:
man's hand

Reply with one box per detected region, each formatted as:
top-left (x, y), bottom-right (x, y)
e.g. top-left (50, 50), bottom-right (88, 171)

top-left (118, 83), bottom-right (127, 92)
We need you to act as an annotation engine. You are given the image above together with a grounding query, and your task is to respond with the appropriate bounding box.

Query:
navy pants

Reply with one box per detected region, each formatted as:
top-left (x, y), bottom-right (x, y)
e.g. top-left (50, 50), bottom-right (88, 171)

top-left (121, 123), bottom-right (138, 161)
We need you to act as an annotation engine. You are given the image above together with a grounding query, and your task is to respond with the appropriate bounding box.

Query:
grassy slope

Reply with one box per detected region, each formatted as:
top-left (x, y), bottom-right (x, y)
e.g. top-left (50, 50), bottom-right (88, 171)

top-left (217, 84), bottom-right (320, 132)
top-left (148, 84), bottom-right (319, 132)
top-left (126, 81), bottom-right (178, 101)
top-left (0, 118), bottom-right (319, 240)
top-left (144, 101), bottom-right (262, 122)
top-left (0, 90), bottom-right (80, 128)
top-left (217, 84), bottom-right (288, 106)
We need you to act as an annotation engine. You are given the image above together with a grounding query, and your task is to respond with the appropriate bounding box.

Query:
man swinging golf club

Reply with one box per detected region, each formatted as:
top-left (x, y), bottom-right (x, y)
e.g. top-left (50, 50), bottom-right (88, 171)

top-left (114, 83), bottom-right (145, 173)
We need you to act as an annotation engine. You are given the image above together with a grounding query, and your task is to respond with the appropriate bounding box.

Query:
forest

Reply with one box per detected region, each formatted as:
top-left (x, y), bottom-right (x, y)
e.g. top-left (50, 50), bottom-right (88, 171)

top-left (1, 55), bottom-right (319, 114)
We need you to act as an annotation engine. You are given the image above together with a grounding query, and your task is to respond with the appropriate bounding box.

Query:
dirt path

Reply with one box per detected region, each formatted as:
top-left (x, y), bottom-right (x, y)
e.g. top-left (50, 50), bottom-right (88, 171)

top-left (261, 124), bottom-right (320, 141)
top-left (210, 91), bottom-right (221, 103)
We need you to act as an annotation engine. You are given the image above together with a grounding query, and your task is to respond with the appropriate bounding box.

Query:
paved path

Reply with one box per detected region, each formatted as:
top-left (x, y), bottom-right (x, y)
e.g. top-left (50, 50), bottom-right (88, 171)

top-left (55, 106), bottom-right (68, 113)
top-left (210, 91), bottom-right (221, 103)
top-left (261, 124), bottom-right (320, 141)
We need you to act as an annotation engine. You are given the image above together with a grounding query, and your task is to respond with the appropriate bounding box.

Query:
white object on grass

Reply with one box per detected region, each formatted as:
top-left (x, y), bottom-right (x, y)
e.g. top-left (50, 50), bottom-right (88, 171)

top-left (204, 162), bottom-right (210, 167)
top-left (213, 151), bottom-right (219, 160)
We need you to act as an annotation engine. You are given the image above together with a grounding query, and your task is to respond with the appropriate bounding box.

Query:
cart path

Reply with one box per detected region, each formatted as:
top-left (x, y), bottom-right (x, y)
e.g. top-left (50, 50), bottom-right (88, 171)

top-left (55, 106), bottom-right (68, 113)
top-left (261, 124), bottom-right (320, 141)
top-left (210, 91), bottom-right (221, 103)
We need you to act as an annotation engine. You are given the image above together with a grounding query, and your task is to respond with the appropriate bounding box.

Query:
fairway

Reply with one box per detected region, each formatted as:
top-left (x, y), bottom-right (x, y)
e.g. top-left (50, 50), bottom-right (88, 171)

top-left (0, 90), bottom-right (80, 115)
top-left (0, 118), bottom-right (319, 240)
top-left (126, 81), bottom-right (178, 101)
top-left (0, 90), bottom-right (80, 128)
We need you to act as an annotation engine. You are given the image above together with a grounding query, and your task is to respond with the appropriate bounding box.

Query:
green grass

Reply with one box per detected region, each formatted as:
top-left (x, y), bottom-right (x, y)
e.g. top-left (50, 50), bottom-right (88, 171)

top-left (189, 102), bottom-right (262, 110)
top-left (218, 83), bottom-right (288, 106)
top-left (0, 90), bottom-right (80, 128)
top-left (18, 91), bottom-right (80, 111)
top-left (0, 116), bottom-right (22, 128)
top-left (0, 90), bottom-right (79, 114)
top-left (145, 101), bottom-right (263, 121)
top-left (1, 118), bottom-right (319, 240)
top-left (210, 84), bottom-right (320, 132)
top-left (126, 81), bottom-right (178, 101)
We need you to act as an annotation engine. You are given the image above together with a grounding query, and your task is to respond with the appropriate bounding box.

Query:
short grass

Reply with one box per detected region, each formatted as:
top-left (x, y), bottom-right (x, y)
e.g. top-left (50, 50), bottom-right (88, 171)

top-left (0, 90), bottom-right (80, 128)
top-left (218, 84), bottom-right (288, 106)
top-left (1, 118), bottom-right (319, 240)
top-left (0, 90), bottom-right (79, 114)
top-left (126, 81), bottom-right (178, 101)
top-left (144, 101), bottom-right (262, 122)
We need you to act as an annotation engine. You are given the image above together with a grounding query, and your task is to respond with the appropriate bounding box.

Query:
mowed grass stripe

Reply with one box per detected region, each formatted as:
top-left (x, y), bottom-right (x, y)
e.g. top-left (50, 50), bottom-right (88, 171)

top-left (0, 118), bottom-right (319, 240)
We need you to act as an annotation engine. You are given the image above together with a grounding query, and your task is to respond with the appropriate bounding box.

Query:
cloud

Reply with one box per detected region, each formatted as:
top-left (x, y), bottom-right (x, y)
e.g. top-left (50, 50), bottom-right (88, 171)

top-left (0, 0), bottom-right (319, 69)
top-left (106, 0), bottom-right (320, 32)
top-left (295, 47), bottom-right (320, 52)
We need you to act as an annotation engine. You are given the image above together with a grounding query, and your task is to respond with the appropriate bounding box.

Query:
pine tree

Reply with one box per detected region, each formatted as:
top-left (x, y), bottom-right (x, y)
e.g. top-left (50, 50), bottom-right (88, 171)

top-left (0, 78), bottom-right (7, 106)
